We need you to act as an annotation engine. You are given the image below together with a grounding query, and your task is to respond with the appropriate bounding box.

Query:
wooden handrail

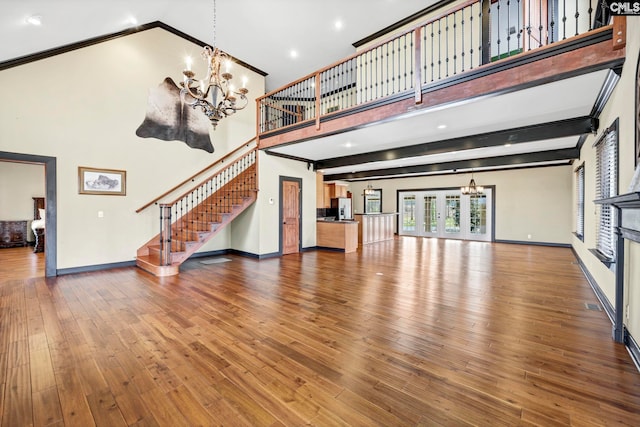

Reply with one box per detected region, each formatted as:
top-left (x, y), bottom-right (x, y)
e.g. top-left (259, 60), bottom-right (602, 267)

top-left (258, 0), bottom-right (478, 101)
top-left (164, 147), bottom-right (258, 207)
top-left (135, 136), bottom-right (257, 213)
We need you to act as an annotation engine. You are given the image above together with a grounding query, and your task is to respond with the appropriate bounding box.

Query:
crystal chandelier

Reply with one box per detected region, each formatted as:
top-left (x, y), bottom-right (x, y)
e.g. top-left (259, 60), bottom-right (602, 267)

top-left (461, 171), bottom-right (484, 195)
top-left (179, 0), bottom-right (248, 128)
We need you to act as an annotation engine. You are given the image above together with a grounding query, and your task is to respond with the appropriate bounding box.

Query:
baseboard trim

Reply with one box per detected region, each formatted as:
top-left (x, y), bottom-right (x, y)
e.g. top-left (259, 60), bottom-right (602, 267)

top-left (316, 246), bottom-right (347, 252)
top-left (572, 248), bottom-right (640, 372)
top-left (495, 239), bottom-right (571, 248)
top-left (625, 327), bottom-right (640, 372)
top-left (57, 260), bottom-right (136, 276)
top-left (571, 248), bottom-right (615, 323)
top-left (227, 249), bottom-right (281, 259)
top-left (189, 250), bottom-right (229, 259)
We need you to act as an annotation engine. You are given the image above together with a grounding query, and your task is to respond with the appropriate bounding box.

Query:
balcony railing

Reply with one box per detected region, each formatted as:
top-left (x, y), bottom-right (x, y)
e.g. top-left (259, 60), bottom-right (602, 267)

top-left (257, 0), bottom-right (611, 136)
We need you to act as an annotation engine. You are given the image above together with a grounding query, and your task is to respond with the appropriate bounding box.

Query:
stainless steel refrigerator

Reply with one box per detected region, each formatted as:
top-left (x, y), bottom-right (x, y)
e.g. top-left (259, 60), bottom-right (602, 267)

top-left (331, 198), bottom-right (352, 220)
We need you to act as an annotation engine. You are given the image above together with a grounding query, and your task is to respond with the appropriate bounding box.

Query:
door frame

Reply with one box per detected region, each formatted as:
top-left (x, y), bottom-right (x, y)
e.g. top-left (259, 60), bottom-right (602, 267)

top-left (396, 186), bottom-right (496, 242)
top-left (0, 151), bottom-right (57, 277)
top-left (279, 176), bottom-right (302, 255)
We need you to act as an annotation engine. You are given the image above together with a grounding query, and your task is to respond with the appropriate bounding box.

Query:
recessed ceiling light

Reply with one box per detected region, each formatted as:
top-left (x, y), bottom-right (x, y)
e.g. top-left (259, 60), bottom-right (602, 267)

top-left (437, 124), bottom-right (447, 129)
top-left (26, 15), bottom-right (42, 26)
top-left (334, 20), bottom-right (344, 30)
top-left (344, 141), bottom-right (353, 148)
top-left (289, 50), bottom-right (298, 59)
top-left (125, 16), bottom-right (138, 26)
top-left (504, 143), bottom-right (512, 147)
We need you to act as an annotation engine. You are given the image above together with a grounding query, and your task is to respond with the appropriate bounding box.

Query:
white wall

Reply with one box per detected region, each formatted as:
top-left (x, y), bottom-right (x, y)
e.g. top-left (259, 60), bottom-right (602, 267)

top-left (572, 21), bottom-right (640, 341)
top-left (347, 165), bottom-right (573, 244)
top-left (0, 161), bottom-right (45, 241)
top-left (0, 27), bottom-right (264, 269)
top-left (231, 151), bottom-right (317, 255)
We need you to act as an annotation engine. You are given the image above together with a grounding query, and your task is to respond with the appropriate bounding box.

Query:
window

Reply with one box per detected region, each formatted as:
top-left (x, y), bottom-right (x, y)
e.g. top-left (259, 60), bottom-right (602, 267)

top-left (575, 163), bottom-right (585, 241)
top-left (470, 195), bottom-right (487, 235)
top-left (444, 195), bottom-right (460, 233)
top-left (364, 189), bottom-right (382, 213)
top-left (402, 195), bottom-right (416, 232)
top-left (423, 195), bottom-right (437, 233)
top-left (594, 120), bottom-right (618, 261)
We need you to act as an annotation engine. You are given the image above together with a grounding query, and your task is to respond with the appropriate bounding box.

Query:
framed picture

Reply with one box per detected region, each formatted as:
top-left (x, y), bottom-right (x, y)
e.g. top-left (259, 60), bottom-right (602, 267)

top-left (78, 167), bottom-right (126, 195)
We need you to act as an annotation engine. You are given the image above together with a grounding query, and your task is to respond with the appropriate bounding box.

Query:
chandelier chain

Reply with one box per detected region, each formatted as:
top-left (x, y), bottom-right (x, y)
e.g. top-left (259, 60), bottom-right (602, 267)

top-left (212, 0), bottom-right (217, 48)
top-left (177, 0), bottom-right (249, 128)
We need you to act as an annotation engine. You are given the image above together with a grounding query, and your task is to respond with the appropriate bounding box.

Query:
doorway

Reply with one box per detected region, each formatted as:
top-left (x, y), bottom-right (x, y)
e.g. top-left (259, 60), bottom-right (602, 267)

top-left (280, 176), bottom-right (302, 255)
top-left (0, 151), bottom-right (57, 277)
top-left (398, 188), bottom-right (494, 242)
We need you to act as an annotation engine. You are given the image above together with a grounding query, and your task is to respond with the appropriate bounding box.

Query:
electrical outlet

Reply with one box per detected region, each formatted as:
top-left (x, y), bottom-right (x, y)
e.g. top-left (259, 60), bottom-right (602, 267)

top-left (626, 304), bottom-right (630, 320)
top-left (527, 234), bottom-right (532, 239)
top-left (98, 211), bottom-right (104, 218)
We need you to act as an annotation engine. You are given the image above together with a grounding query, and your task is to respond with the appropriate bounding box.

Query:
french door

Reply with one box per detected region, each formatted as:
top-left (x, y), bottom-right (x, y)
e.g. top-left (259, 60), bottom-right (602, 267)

top-left (399, 189), bottom-right (492, 242)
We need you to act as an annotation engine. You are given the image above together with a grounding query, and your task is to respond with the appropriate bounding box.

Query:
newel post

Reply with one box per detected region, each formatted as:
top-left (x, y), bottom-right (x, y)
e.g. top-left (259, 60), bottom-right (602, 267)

top-left (159, 204), bottom-right (172, 266)
top-left (612, 16), bottom-right (626, 51)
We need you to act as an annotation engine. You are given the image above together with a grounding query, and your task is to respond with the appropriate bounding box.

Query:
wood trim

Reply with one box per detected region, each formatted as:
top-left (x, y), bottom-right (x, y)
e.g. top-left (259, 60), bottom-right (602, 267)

top-left (0, 21), bottom-right (267, 76)
top-left (259, 33), bottom-right (624, 151)
top-left (316, 116), bottom-right (597, 170)
top-left (325, 149), bottom-right (577, 180)
top-left (0, 151), bottom-right (57, 277)
top-left (612, 16), bottom-right (627, 51)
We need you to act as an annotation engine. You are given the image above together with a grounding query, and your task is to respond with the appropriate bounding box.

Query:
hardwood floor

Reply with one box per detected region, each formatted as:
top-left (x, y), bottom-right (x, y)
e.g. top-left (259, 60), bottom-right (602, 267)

top-left (1, 239), bottom-right (639, 426)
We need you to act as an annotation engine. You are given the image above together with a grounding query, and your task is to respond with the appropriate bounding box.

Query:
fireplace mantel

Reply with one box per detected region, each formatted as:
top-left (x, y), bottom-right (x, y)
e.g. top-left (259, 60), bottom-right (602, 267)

top-left (594, 191), bottom-right (640, 352)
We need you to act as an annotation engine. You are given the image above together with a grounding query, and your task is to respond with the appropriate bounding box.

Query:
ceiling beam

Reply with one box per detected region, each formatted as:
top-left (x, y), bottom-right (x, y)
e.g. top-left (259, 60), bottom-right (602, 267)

top-left (324, 148), bottom-right (579, 180)
top-left (315, 116), bottom-right (596, 170)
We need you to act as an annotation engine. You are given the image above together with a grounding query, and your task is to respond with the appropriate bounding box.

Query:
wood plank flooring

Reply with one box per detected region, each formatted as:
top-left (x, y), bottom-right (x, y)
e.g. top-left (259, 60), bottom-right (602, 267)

top-left (1, 239), bottom-right (639, 426)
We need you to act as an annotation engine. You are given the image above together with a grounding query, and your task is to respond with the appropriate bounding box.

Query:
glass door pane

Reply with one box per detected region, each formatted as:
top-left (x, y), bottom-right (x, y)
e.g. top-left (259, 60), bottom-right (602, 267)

top-left (444, 195), bottom-right (461, 234)
top-left (401, 195), bottom-right (416, 233)
top-left (423, 195), bottom-right (438, 234)
top-left (470, 195), bottom-right (487, 235)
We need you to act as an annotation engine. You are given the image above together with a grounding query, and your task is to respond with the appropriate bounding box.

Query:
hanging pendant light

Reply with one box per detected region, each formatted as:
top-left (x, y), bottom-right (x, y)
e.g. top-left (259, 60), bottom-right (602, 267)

top-left (178, 0), bottom-right (249, 129)
top-left (363, 182), bottom-right (376, 196)
top-left (461, 171), bottom-right (484, 195)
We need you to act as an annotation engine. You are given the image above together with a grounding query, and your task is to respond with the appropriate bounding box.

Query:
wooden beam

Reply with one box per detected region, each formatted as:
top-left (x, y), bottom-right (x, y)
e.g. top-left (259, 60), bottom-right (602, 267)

top-left (315, 116), bottom-right (596, 170)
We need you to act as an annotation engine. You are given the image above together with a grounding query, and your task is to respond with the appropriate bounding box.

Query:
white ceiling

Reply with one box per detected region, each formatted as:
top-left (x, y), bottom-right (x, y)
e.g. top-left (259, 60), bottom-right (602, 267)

top-left (0, 1), bottom-right (617, 180)
top-left (268, 69), bottom-right (611, 176)
top-left (0, 0), bottom-right (436, 92)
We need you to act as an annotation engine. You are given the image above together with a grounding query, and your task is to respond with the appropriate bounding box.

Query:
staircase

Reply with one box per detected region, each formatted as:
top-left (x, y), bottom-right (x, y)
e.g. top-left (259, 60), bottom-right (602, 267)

top-left (136, 145), bottom-right (258, 277)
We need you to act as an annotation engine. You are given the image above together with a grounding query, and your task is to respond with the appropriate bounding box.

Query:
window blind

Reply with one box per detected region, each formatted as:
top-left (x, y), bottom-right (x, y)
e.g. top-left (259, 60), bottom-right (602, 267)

top-left (595, 125), bottom-right (618, 259)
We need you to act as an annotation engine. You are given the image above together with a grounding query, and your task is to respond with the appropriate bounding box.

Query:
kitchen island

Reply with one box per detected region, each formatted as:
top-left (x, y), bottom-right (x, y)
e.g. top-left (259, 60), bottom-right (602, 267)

top-left (316, 220), bottom-right (358, 253)
top-left (354, 213), bottom-right (397, 246)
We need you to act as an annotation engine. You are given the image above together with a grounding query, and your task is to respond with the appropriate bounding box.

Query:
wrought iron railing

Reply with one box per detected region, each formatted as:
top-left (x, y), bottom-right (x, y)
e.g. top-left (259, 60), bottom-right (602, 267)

top-left (257, 0), bottom-right (609, 135)
top-left (157, 147), bottom-right (257, 266)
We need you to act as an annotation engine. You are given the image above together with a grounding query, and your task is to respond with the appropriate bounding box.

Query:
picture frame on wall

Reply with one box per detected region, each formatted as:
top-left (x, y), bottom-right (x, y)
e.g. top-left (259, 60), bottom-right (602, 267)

top-left (78, 166), bottom-right (126, 196)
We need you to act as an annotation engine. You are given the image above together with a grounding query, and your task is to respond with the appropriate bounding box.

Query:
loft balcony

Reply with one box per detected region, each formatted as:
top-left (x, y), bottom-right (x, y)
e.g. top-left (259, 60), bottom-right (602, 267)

top-left (256, 0), bottom-right (626, 180)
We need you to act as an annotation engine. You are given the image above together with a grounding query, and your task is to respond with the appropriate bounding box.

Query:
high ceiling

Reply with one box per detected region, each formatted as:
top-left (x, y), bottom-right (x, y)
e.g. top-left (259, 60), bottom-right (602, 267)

top-left (0, 0), bottom-right (436, 92)
top-left (1, 1), bottom-right (622, 181)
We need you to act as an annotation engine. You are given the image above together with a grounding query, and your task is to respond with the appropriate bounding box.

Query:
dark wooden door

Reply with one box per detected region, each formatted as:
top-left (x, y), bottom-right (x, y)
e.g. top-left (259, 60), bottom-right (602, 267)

top-left (282, 179), bottom-right (300, 255)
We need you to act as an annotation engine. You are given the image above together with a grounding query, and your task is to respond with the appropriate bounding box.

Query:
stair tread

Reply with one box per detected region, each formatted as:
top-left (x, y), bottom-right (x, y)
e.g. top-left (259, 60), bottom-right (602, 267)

top-left (137, 175), bottom-right (257, 277)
